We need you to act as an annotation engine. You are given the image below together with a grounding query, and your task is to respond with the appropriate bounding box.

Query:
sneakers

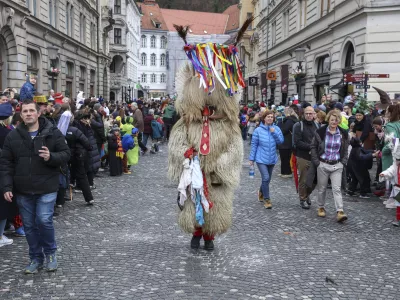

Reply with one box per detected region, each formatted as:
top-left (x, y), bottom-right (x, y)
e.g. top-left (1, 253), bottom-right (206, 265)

top-left (346, 190), bottom-right (356, 196)
top-left (4, 224), bottom-right (15, 234)
top-left (0, 235), bottom-right (13, 247)
top-left (386, 198), bottom-right (396, 209)
top-left (14, 226), bottom-right (26, 237)
top-left (98, 168), bottom-right (105, 172)
top-left (24, 259), bottom-right (43, 274)
top-left (74, 188), bottom-right (82, 193)
top-left (123, 171), bottom-right (132, 175)
top-left (337, 211), bottom-right (348, 222)
top-left (90, 185), bottom-right (96, 190)
top-left (87, 200), bottom-right (95, 206)
top-left (204, 240), bottom-right (214, 251)
top-left (317, 207), bottom-right (326, 217)
top-left (45, 254), bottom-right (57, 272)
top-left (258, 190), bottom-right (264, 202)
top-left (281, 174), bottom-right (293, 178)
top-left (359, 194), bottom-right (370, 199)
top-left (305, 197), bottom-right (311, 206)
top-left (190, 235), bottom-right (201, 249)
top-left (392, 220), bottom-right (400, 227)
top-left (264, 199), bottom-right (272, 209)
top-left (300, 201), bottom-right (310, 209)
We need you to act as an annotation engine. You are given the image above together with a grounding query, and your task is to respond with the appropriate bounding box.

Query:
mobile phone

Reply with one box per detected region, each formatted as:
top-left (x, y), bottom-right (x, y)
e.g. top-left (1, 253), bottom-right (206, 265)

top-left (33, 136), bottom-right (45, 155)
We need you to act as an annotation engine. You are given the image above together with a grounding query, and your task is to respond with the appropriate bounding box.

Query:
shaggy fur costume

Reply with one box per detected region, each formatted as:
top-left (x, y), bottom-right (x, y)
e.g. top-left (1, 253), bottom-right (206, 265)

top-left (168, 63), bottom-right (243, 236)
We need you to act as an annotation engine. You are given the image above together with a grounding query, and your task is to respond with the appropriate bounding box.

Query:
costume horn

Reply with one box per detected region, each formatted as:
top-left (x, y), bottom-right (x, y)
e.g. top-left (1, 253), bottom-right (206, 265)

top-left (234, 17), bottom-right (254, 46)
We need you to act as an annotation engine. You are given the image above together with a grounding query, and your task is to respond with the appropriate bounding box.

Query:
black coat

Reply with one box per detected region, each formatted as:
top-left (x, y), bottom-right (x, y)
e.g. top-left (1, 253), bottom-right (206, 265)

top-left (293, 120), bottom-right (319, 161)
top-left (0, 126), bottom-right (17, 220)
top-left (91, 113), bottom-right (106, 145)
top-left (65, 125), bottom-right (91, 159)
top-left (74, 120), bottom-right (100, 172)
top-left (278, 116), bottom-right (298, 150)
top-left (353, 116), bottom-right (373, 143)
top-left (0, 117), bottom-right (71, 195)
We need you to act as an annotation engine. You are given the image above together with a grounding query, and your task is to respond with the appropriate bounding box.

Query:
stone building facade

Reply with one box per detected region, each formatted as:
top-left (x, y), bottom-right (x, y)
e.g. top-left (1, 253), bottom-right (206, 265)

top-left (255, 0), bottom-right (400, 105)
top-left (108, 0), bottom-right (141, 103)
top-left (0, 0), bottom-right (114, 99)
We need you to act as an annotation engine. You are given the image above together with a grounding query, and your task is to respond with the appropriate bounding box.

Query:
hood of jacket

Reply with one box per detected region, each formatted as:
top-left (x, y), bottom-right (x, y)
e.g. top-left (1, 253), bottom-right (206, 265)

top-left (16, 116), bottom-right (55, 141)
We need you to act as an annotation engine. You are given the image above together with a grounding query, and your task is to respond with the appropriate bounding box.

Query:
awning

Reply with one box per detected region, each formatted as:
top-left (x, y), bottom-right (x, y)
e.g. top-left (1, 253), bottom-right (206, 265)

top-left (330, 80), bottom-right (345, 90)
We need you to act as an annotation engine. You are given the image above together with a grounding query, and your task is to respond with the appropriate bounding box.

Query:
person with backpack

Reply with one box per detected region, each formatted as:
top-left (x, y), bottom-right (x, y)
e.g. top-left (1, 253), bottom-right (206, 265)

top-left (292, 106), bottom-right (320, 209)
top-left (151, 115), bottom-right (163, 152)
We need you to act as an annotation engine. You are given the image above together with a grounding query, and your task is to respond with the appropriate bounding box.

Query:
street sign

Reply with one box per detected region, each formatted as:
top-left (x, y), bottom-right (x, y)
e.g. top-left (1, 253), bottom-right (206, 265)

top-left (367, 74), bottom-right (390, 78)
top-left (267, 70), bottom-right (277, 81)
top-left (356, 85), bottom-right (370, 89)
top-left (249, 77), bottom-right (259, 86)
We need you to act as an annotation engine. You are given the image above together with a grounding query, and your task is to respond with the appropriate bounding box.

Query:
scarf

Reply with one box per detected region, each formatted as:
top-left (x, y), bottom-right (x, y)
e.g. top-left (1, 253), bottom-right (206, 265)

top-left (116, 136), bottom-right (124, 159)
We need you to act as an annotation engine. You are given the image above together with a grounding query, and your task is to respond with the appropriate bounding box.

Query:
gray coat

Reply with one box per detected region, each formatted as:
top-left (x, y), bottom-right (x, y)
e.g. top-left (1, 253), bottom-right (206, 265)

top-left (306, 125), bottom-right (349, 189)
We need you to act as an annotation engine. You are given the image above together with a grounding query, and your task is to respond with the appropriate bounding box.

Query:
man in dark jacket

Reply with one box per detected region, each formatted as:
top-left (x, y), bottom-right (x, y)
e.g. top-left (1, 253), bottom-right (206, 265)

top-left (91, 103), bottom-right (106, 155)
top-left (293, 106), bottom-right (319, 209)
top-left (0, 100), bottom-right (70, 274)
top-left (132, 102), bottom-right (147, 153)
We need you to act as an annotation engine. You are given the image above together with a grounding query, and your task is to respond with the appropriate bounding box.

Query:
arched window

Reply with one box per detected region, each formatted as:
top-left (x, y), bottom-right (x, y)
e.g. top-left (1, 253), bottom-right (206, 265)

top-left (345, 43), bottom-right (355, 68)
top-left (141, 35), bottom-right (147, 48)
top-left (151, 73), bottom-right (156, 83)
top-left (160, 73), bottom-right (166, 83)
top-left (160, 54), bottom-right (166, 66)
top-left (150, 36), bottom-right (156, 48)
top-left (141, 73), bottom-right (147, 83)
top-left (317, 55), bottom-right (330, 74)
top-left (150, 53), bottom-right (156, 66)
top-left (160, 36), bottom-right (166, 49)
top-left (141, 53), bottom-right (147, 66)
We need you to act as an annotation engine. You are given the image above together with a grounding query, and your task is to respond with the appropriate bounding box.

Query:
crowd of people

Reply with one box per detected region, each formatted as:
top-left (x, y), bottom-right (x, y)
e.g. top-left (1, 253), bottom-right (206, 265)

top-left (0, 73), bottom-right (178, 273)
top-left (244, 94), bottom-right (400, 225)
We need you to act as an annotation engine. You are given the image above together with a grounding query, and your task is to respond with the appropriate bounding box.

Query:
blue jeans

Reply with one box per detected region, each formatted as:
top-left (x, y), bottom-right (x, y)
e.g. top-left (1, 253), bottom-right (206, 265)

top-left (142, 133), bottom-right (151, 147)
top-left (257, 163), bottom-right (275, 200)
top-left (17, 192), bottom-right (57, 261)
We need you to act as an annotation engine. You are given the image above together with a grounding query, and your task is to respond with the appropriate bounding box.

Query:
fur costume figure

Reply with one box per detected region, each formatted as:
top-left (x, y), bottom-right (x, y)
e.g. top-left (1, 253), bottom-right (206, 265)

top-left (168, 20), bottom-right (253, 250)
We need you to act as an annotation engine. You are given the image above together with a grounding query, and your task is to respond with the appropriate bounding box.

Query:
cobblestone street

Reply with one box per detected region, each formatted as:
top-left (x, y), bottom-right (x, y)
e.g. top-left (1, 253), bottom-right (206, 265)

top-left (1, 143), bottom-right (399, 300)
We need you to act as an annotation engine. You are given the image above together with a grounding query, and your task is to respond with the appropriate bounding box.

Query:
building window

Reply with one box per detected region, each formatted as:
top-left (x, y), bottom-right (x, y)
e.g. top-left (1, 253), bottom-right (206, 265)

top-left (345, 43), bottom-right (355, 68)
top-left (247, 13), bottom-right (253, 30)
top-left (317, 55), bottom-right (331, 74)
top-left (114, 0), bottom-right (121, 14)
top-left (141, 73), bottom-right (147, 83)
top-left (283, 10), bottom-right (289, 39)
top-left (114, 28), bottom-right (122, 44)
top-left (90, 70), bottom-right (95, 96)
top-left (150, 53), bottom-right (156, 66)
top-left (66, 3), bottom-right (74, 37)
top-left (80, 14), bottom-right (86, 44)
top-left (91, 23), bottom-right (96, 50)
top-left (154, 22), bottom-right (161, 29)
top-left (141, 35), bottom-right (147, 48)
top-left (151, 74), bottom-right (156, 83)
top-left (160, 54), bottom-right (166, 66)
top-left (79, 66), bottom-right (86, 92)
top-left (160, 73), bottom-right (166, 83)
top-left (49, 0), bottom-right (53, 26)
top-left (66, 81), bottom-right (73, 98)
top-left (150, 36), bottom-right (156, 48)
top-left (66, 62), bottom-right (74, 78)
top-left (271, 20), bottom-right (276, 46)
top-left (160, 36), bottom-right (166, 49)
top-left (141, 53), bottom-right (147, 66)
top-left (27, 49), bottom-right (39, 74)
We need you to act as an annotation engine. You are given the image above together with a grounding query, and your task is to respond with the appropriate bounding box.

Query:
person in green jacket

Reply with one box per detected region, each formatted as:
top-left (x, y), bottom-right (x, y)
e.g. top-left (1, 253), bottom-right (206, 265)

top-left (382, 105), bottom-right (400, 172)
top-left (162, 102), bottom-right (176, 140)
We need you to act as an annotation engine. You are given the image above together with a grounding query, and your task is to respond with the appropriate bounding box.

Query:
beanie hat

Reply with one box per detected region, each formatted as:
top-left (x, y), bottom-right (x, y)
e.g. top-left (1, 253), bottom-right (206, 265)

top-left (334, 102), bottom-right (343, 111)
top-left (131, 127), bottom-right (139, 135)
top-left (0, 102), bottom-right (13, 120)
top-left (93, 103), bottom-right (102, 111)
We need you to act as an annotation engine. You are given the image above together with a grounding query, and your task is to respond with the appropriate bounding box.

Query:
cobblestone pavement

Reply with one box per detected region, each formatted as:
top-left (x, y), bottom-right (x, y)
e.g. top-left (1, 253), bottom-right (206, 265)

top-left (1, 142), bottom-right (400, 300)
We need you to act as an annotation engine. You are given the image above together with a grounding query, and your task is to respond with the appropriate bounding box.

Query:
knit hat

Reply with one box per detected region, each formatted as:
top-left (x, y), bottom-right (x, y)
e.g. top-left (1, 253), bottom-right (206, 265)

top-left (334, 102), bottom-right (343, 111)
top-left (0, 102), bottom-right (13, 120)
top-left (131, 127), bottom-right (139, 135)
top-left (318, 104), bottom-right (326, 112)
top-left (93, 103), bottom-right (102, 111)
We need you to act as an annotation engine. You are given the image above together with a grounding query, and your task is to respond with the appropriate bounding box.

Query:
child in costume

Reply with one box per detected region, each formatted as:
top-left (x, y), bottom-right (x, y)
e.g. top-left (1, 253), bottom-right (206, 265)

top-left (379, 136), bottom-right (400, 226)
top-left (19, 73), bottom-right (37, 101)
top-left (108, 125), bottom-right (123, 176)
top-left (168, 20), bottom-right (252, 250)
top-left (121, 128), bottom-right (140, 174)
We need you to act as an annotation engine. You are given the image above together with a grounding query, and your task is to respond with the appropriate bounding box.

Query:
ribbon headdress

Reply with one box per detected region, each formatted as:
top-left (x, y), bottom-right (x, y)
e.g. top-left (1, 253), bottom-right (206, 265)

top-left (174, 17), bottom-right (254, 96)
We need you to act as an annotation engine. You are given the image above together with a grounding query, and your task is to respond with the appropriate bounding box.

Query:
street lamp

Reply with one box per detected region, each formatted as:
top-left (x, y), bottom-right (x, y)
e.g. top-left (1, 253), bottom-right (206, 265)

top-left (47, 45), bottom-right (59, 90)
top-left (127, 78), bottom-right (132, 102)
top-left (294, 48), bottom-right (306, 71)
